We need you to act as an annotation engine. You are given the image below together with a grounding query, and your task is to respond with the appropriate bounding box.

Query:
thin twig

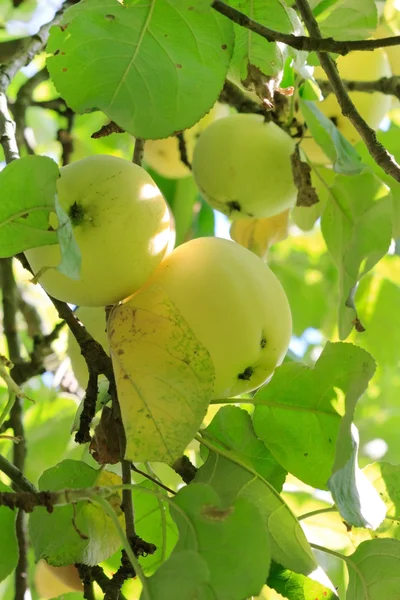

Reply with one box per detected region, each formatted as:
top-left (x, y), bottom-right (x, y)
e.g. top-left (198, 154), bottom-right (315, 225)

top-left (131, 464), bottom-right (176, 495)
top-left (295, 0), bottom-right (400, 184)
top-left (211, 0), bottom-right (400, 55)
top-left (318, 75), bottom-right (400, 101)
top-left (1, 258), bottom-right (28, 600)
top-left (0, 453), bottom-right (37, 493)
top-left (218, 80), bottom-right (265, 114)
top-left (176, 132), bottom-right (192, 170)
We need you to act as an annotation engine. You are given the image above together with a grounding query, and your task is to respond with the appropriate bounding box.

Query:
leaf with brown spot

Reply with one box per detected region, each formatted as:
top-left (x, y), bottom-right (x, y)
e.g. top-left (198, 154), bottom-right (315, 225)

top-left (230, 210), bottom-right (289, 259)
top-left (108, 285), bottom-right (214, 463)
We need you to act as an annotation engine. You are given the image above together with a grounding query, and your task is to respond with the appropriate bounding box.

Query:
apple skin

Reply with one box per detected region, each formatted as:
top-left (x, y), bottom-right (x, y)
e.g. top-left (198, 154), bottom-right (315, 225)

top-left (68, 306), bottom-right (108, 389)
top-left (124, 237), bottom-right (292, 398)
top-left (192, 114), bottom-right (297, 219)
top-left (144, 103), bottom-right (229, 179)
top-left (26, 155), bottom-right (173, 307)
top-left (301, 48), bottom-right (392, 163)
top-left (34, 560), bottom-right (83, 598)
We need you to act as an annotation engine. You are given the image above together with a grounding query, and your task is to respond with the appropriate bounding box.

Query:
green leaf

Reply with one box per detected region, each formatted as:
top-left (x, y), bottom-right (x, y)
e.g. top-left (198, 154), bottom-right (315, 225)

top-left (108, 285), bottom-right (214, 463)
top-left (321, 169), bottom-right (392, 339)
top-left (253, 342), bottom-right (375, 490)
top-left (132, 480), bottom-right (178, 575)
top-left (54, 194), bottom-right (81, 281)
top-left (328, 424), bottom-right (386, 528)
top-left (228, 0), bottom-right (303, 88)
top-left (47, 0), bottom-right (234, 139)
top-left (315, 0), bottom-right (378, 40)
top-left (0, 482), bottom-right (18, 583)
top-left (29, 460), bottom-right (123, 566)
top-left (195, 446), bottom-right (316, 575)
top-left (346, 539), bottom-right (400, 599)
top-left (361, 462), bottom-right (400, 540)
top-left (202, 405), bottom-right (287, 491)
top-left (300, 100), bottom-right (364, 175)
top-left (267, 561), bottom-right (337, 600)
top-left (171, 483), bottom-right (271, 599)
top-left (0, 155), bottom-right (59, 257)
top-left (144, 550), bottom-right (211, 600)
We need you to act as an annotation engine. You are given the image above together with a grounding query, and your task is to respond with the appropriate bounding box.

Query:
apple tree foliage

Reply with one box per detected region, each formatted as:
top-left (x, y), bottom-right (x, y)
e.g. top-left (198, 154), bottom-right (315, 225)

top-left (1, 0), bottom-right (400, 599)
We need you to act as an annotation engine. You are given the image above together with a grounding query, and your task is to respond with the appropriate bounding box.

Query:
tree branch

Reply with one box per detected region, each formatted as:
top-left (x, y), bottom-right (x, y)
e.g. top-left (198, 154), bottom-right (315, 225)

top-left (295, 0), bottom-right (400, 184)
top-left (211, 0), bottom-right (400, 55)
top-left (0, 452), bottom-right (37, 494)
top-left (318, 75), bottom-right (400, 101)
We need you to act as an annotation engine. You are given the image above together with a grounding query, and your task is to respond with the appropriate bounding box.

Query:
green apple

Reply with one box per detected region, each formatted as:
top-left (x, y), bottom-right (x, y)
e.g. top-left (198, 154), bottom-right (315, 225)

top-left (68, 306), bottom-right (108, 389)
top-left (26, 155), bottom-right (174, 306)
top-left (117, 237), bottom-right (292, 398)
top-left (144, 102), bottom-right (229, 179)
top-left (192, 114), bottom-right (297, 219)
top-left (301, 48), bottom-right (392, 163)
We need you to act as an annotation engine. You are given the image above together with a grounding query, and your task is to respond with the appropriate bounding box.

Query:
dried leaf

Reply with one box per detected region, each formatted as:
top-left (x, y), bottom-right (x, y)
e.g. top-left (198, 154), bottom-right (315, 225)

top-left (230, 211), bottom-right (290, 259)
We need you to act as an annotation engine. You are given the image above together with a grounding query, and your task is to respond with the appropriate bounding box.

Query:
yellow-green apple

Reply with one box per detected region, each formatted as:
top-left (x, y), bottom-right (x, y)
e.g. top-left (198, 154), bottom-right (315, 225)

top-left (144, 102), bottom-right (229, 179)
top-left (26, 155), bottom-right (173, 306)
top-left (112, 237), bottom-right (292, 398)
top-left (192, 114), bottom-right (297, 219)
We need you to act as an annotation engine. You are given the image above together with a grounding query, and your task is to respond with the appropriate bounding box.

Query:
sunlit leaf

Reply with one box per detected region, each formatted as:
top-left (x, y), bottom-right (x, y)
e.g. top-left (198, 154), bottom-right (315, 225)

top-left (253, 342), bottom-right (375, 489)
top-left (108, 285), bottom-right (214, 463)
top-left (267, 561), bottom-right (337, 600)
top-left (47, 0), bottom-right (234, 139)
top-left (346, 539), bottom-right (400, 599)
top-left (29, 460), bottom-right (123, 566)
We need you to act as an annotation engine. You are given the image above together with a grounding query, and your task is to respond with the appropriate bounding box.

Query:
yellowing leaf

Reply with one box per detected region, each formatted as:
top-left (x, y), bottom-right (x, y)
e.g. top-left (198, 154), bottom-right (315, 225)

top-left (108, 285), bottom-right (214, 463)
top-left (230, 211), bottom-right (289, 259)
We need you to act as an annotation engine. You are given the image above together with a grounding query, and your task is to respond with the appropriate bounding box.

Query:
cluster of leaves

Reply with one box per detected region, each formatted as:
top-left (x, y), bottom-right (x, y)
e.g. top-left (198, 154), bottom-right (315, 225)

top-left (1, 0), bottom-right (400, 599)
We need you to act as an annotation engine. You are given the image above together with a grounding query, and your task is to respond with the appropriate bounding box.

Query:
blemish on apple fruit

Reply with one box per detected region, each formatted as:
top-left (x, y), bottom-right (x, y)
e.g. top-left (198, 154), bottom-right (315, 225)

top-left (69, 201), bottom-right (85, 226)
top-left (260, 336), bottom-right (267, 349)
top-left (237, 366), bottom-right (254, 381)
top-left (226, 200), bottom-right (241, 213)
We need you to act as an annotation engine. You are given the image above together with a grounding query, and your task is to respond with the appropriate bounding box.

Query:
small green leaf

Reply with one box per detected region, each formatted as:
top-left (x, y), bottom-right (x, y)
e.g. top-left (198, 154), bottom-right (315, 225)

top-left (202, 405), bottom-right (287, 491)
top-left (253, 342), bottom-right (375, 489)
top-left (0, 155), bottom-right (59, 257)
top-left (346, 539), bottom-right (400, 599)
top-left (321, 169), bottom-right (392, 339)
top-left (54, 194), bottom-right (82, 281)
top-left (0, 482), bottom-right (18, 583)
top-left (328, 424), bottom-right (386, 529)
top-left (171, 483), bottom-right (271, 600)
top-left (29, 460), bottom-right (123, 566)
top-left (144, 550), bottom-right (211, 600)
top-left (267, 561), bottom-right (337, 600)
top-left (361, 462), bottom-right (400, 540)
top-left (47, 0), bottom-right (234, 139)
top-left (300, 100), bottom-right (364, 175)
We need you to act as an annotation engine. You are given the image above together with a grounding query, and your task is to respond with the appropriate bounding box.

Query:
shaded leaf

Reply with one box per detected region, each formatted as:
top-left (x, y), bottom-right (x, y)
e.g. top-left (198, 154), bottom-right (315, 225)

top-left (315, 0), bottom-right (378, 40)
top-left (29, 460), bottom-right (123, 566)
top-left (253, 342), bottom-right (375, 489)
top-left (195, 443), bottom-right (316, 575)
top-left (108, 285), bottom-right (214, 463)
top-left (47, 0), bottom-right (234, 139)
top-left (171, 483), bottom-right (271, 599)
top-left (0, 482), bottom-right (18, 583)
top-left (144, 550), bottom-right (211, 600)
top-left (321, 170), bottom-right (392, 339)
top-left (202, 405), bottom-right (286, 491)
